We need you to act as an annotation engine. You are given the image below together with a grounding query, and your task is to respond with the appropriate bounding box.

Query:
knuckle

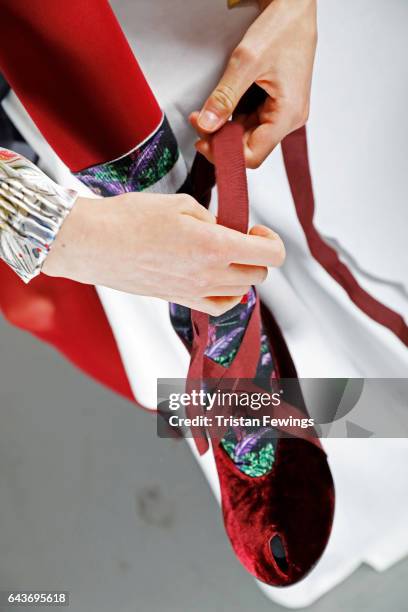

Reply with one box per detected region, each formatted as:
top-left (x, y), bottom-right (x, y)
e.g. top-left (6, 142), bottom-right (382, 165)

top-left (177, 193), bottom-right (195, 211)
top-left (247, 155), bottom-right (263, 170)
top-left (232, 43), bottom-right (258, 67)
top-left (290, 100), bottom-right (310, 128)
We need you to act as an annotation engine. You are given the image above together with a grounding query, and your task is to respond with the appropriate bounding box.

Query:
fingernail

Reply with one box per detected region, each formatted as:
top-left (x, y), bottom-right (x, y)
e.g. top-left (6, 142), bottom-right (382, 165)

top-left (198, 110), bottom-right (222, 131)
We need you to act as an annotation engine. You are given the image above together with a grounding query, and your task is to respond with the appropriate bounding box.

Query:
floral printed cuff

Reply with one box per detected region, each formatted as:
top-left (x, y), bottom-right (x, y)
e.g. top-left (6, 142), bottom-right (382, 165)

top-left (0, 148), bottom-right (77, 283)
top-left (74, 115), bottom-right (187, 197)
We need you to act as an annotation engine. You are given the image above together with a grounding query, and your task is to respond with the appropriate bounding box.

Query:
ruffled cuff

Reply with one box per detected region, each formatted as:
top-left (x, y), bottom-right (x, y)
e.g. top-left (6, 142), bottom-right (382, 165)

top-left (0, 149), bottom-right (77, 283)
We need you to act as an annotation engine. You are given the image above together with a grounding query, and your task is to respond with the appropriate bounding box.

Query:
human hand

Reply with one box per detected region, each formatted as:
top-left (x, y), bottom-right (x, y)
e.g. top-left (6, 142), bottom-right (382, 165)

top-left (193, 0), bottom-right (317, 168)
top-left (43, 193), bottom-right (285, 316)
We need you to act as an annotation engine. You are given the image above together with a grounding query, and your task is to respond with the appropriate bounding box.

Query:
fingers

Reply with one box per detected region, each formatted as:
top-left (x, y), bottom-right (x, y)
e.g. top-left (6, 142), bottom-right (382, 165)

top-left (192, 102), bottom-right (290, 168)
top-left (223, 263), bottom-right (268, 286)
top-left (248, 224), bottom-right (278, 239)
top-left (241, 88), bottom-right (311, 167)
top-left (232, 229), bottom-right (286, 267)
top-left (168, 295), bottom-right (244, 317)
top-left (189, 112), bottom-right (214, 163)
top-left (171, 196), bottom-right (284, 273)
top-left (243, 117), bottom-right (292, 169)
top-left (202, 285), bottom-right (251, 297)
top-left (193, 95), bottom-right (304, 168)
top-left (195, 139), bottom-right (213, 164)
top-left (197, 47), bottom-right (255, 133)
top-left (215, 223), bottom-right (286, 267)
top-left (177, 193), bottom-right (216, 224)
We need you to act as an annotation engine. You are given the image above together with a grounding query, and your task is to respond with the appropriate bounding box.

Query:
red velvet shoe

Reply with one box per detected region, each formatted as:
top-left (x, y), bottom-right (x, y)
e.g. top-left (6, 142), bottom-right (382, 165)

top-left (213, 434), bottom-right (334, 585)
top-left (186, 123), bottom-right (335, 587)
top-left (188, 296), bottom-right (335, 586)
top-left (211, 306), bottom-right (335, 585)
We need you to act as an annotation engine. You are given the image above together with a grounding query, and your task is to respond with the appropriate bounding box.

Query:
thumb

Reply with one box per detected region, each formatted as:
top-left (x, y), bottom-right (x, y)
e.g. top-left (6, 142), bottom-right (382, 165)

top-left (198, 50), bottom-right (254, 133)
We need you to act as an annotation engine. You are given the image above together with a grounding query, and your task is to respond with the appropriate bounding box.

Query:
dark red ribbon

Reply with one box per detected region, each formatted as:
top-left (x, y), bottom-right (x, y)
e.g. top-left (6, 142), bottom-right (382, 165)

top-left (282, 126), bottom-right (408, 347)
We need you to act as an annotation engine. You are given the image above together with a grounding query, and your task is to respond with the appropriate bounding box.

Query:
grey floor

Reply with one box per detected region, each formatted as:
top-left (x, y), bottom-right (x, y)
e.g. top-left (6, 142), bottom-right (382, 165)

top-left (0, 317), bottom-right (407, 612)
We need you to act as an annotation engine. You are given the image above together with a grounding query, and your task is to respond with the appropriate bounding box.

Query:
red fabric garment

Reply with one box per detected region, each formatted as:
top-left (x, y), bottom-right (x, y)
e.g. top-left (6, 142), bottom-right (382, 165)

top-left (0, 0), bottom-right (162, 171)
top-left (0, 0), bottom-right (163, 402)
top-left (0, 264), bottom-right (135, 401)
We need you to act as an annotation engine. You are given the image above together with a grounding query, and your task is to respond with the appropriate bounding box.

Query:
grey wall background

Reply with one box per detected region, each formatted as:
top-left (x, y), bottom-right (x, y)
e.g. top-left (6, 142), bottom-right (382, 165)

top-left (0, 317), bottom-right (407, 612)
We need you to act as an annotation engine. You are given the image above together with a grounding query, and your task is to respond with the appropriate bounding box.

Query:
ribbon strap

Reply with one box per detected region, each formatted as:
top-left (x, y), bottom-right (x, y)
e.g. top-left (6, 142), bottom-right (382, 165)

top-left (187, 123), bottom-right (261, 454)
top-left (282, 127), bottom-right (408, 347)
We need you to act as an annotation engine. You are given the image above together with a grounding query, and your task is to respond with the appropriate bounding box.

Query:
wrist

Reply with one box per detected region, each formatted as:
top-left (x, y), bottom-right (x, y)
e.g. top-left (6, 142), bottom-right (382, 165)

top-left (42, 196), bottom-right (100, 281)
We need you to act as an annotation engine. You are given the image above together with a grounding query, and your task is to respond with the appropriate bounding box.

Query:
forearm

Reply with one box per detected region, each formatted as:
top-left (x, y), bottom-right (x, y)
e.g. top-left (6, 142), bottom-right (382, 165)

top-left (0, 0), bottom-right (164, 280)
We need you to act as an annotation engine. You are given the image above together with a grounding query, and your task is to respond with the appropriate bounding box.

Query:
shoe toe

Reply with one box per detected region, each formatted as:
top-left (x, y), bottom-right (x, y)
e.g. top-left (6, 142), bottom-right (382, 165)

top-left (214, 437), bottom-right (335, 586)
